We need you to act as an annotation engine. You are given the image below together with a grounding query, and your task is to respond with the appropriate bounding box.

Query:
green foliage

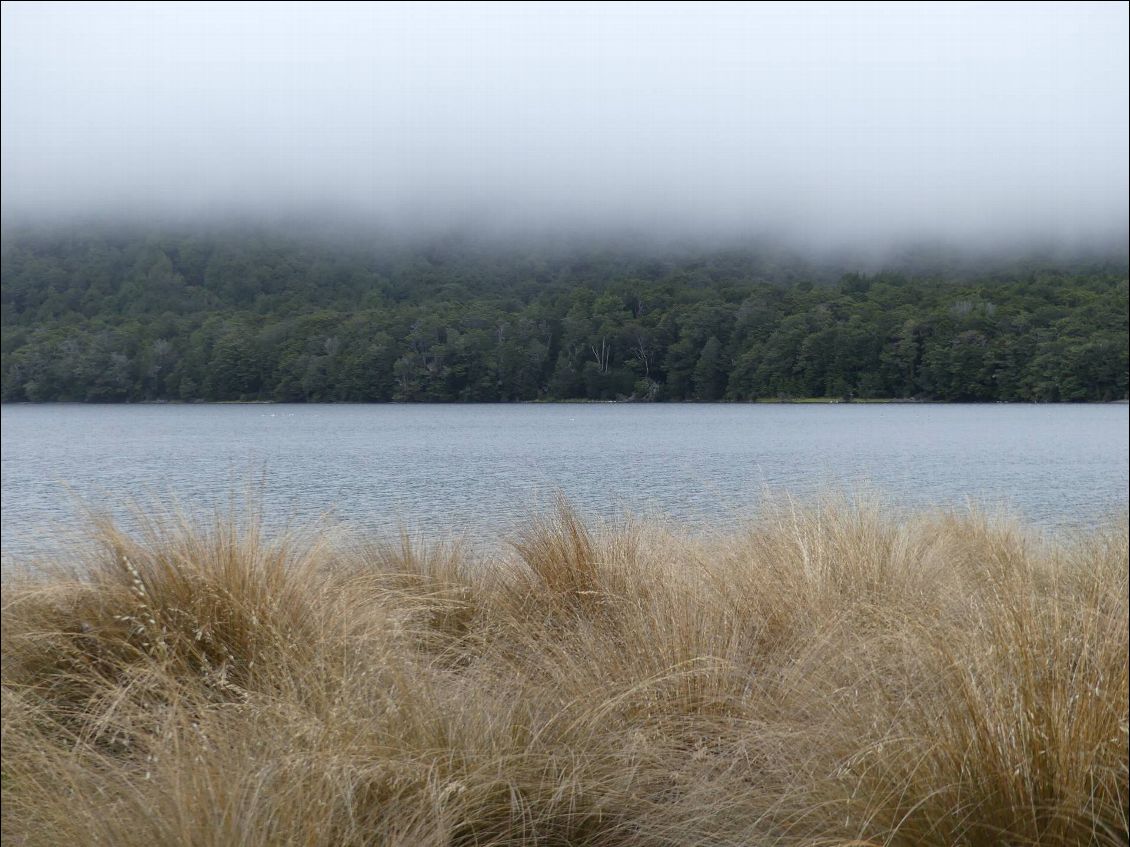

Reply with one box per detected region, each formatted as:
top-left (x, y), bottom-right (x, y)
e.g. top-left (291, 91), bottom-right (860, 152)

top-left (1, 228), bottom-right (1127, 402)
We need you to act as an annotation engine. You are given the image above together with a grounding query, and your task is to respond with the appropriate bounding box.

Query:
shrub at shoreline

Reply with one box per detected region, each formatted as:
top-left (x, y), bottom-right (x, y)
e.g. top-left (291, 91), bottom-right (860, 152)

top-left (2, 501), bottom-right (1127, 845)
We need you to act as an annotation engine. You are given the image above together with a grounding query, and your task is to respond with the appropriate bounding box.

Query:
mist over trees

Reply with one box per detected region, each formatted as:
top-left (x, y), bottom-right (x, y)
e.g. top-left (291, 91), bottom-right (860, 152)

top-left (3, 4), bottom-right (1127, 249)
top-left (2, 4), bottom-right (1126, 404)
top-left (2, 229), bottom-right (1126, 403)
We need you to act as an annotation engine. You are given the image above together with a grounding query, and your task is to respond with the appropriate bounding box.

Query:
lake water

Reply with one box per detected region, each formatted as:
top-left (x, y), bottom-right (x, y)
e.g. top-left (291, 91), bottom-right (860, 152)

top-left (2, 403), bottom-right (1127, 560)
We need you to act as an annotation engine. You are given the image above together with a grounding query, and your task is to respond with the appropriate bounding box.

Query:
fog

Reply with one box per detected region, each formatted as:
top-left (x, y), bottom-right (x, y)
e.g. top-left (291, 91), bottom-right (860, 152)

top-left (2, 2), bottom-right (1128, 250)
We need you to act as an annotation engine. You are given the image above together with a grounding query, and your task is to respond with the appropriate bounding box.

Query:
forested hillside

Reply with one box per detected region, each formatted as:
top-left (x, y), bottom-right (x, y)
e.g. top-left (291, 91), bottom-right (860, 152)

top-left (2, 228), bottom-right (1127, 402)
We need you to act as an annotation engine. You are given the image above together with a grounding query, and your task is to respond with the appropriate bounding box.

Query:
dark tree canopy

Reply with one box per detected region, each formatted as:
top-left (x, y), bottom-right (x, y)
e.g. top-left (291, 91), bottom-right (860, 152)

top-left (2, 227), bottom-right (1127, 403)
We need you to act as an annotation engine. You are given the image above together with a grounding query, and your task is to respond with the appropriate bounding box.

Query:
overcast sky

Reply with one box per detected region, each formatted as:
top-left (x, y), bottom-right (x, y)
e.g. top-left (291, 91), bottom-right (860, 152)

top-left (1, 1), bottom-right (1127, 247)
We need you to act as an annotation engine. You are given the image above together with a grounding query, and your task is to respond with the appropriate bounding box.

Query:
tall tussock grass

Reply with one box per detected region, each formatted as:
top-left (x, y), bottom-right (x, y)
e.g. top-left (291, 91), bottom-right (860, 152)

top-left (2, 500), bottom-right (1127, 846)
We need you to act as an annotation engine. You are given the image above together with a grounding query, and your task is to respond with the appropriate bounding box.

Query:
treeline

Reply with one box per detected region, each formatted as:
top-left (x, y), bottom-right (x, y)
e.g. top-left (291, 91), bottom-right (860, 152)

top-left (1, 228), bottom-right (1127, 402)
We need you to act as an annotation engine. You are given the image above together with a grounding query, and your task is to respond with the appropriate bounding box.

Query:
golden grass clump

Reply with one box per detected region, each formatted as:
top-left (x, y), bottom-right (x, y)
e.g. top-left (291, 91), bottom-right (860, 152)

top-left (2, 500), bottom-right (1127, 846)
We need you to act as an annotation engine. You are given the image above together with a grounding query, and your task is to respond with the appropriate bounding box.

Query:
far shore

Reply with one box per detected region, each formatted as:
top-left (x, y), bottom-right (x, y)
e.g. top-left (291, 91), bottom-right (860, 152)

top-left (3, 397), bottom-right (1128, 406)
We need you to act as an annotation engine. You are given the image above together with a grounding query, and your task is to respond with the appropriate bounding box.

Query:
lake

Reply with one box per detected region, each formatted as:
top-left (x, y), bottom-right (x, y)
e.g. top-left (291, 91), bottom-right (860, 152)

top-left (2, 403), bottom-right (1127, 561)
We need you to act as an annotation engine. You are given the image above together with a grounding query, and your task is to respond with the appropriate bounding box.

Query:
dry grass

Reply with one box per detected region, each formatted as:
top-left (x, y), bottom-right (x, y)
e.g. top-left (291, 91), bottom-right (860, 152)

top-left (2, 499), bottom-right (1126, 846)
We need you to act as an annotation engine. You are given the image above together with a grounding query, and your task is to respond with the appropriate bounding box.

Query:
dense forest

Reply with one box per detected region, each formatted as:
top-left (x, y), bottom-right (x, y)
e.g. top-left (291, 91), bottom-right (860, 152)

top-left (1, 227), bottom-right (1127, 403)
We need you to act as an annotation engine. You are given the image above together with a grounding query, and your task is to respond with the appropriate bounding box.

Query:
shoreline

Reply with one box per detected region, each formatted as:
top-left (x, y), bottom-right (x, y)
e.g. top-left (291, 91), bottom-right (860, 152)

top-left (3, 397), bottom-right (1128, 406)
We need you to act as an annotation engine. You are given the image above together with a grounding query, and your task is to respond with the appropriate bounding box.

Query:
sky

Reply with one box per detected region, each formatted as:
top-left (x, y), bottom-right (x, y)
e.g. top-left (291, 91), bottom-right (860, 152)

top-left (1, 1), bottom-right (1128, 248)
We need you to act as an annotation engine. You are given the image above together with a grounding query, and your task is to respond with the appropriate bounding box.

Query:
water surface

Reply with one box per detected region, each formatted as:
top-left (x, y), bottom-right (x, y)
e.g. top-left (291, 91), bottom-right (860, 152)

top-left (2, 403), bottom-right (1127, 559)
